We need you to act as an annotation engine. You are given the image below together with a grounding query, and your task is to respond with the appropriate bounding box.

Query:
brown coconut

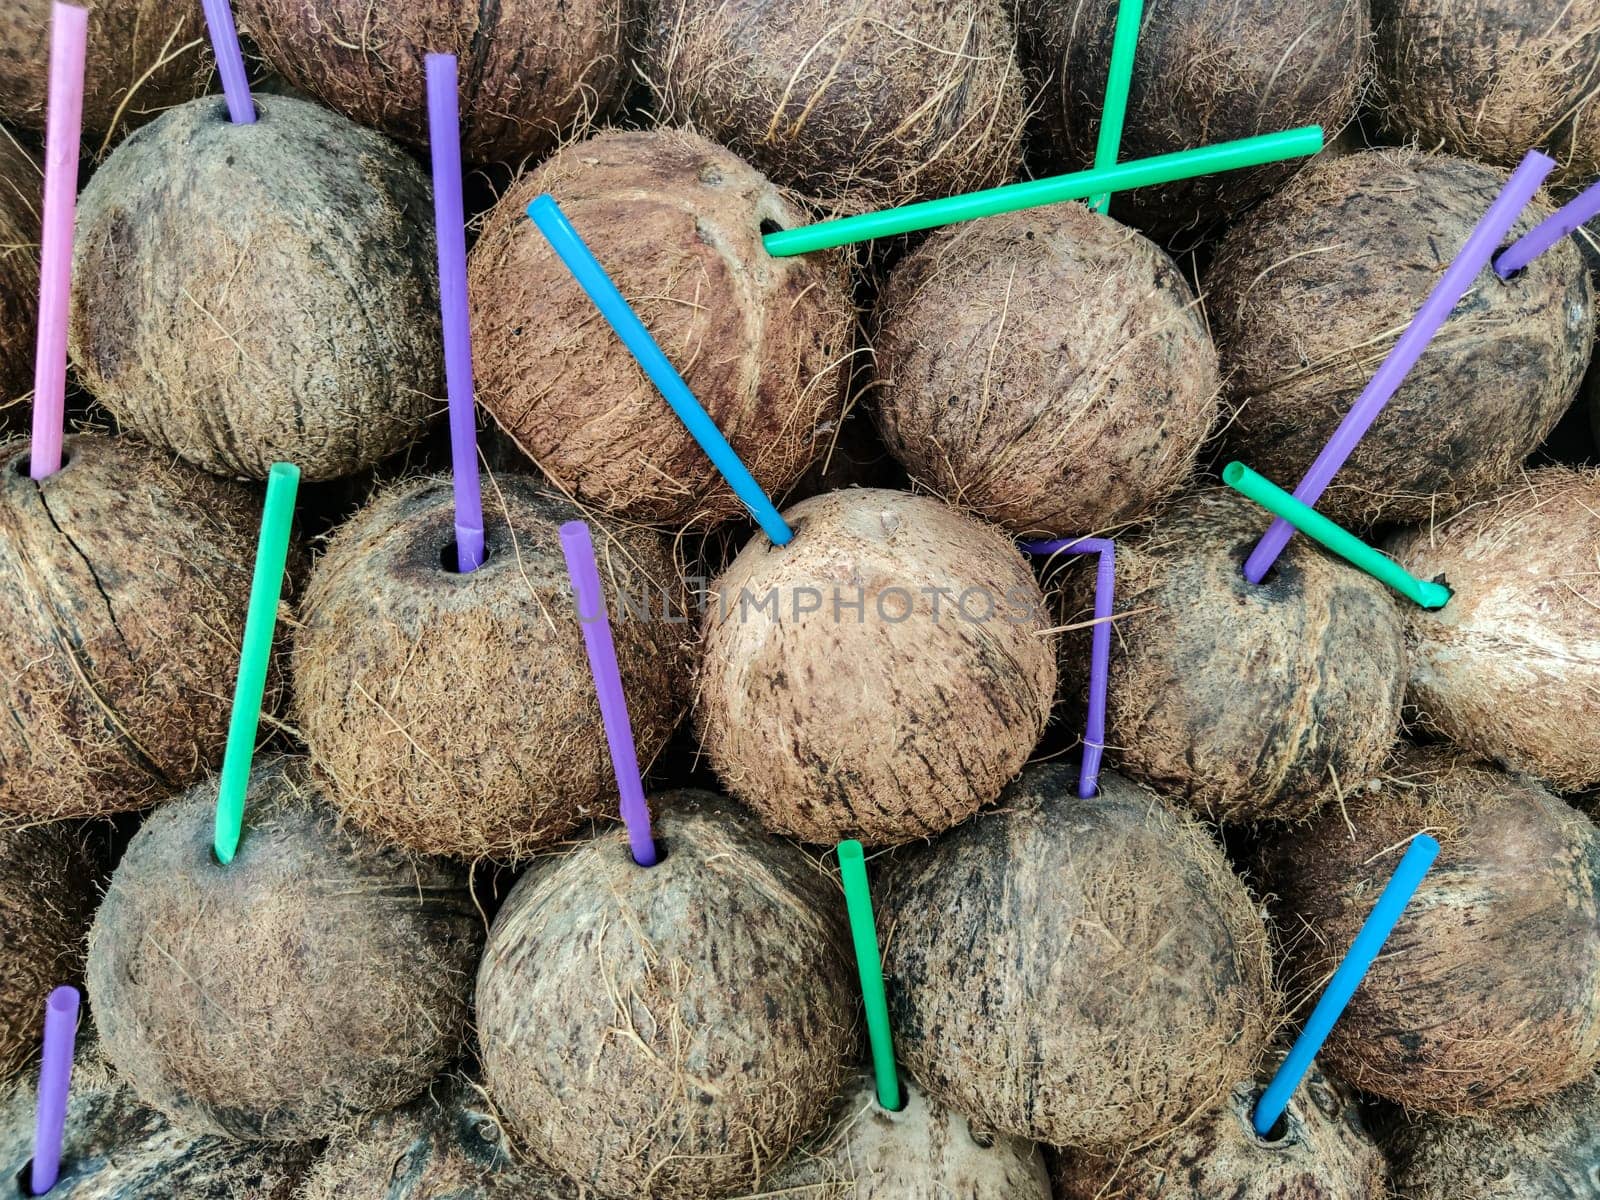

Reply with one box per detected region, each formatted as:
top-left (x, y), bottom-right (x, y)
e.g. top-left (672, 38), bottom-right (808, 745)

top-left (0, 130), bottom-right (37, 430)
top-left (1057, 487), bottom-right (1405, 824)
top-left (696, 487), bottom-right (1057, 846)
top-left (467, 128), bottom-right (855, 530)
top-left (1389, 467), bottom-right (1600, 792)
top-left (874, 204), bottom-right (1220, 538)
top-left (1262, 746), bottom-right (1600, 1114)
top-left (883, 764), bottom-right (1276, 1152)
top-left (1207, 149), bottom-right (1595, 529)
top-left (0, 433), bottom-right (286, 821)
top-left (292, 472), bottom-right (690, 862)
top-left (644, 0), bottom-right (1026, 209)
top-left (475, 790), bottom-right (857, 1199)
top-left (86, 756), bottom-right (483, 1141)
top-left (70, 94), bottom-right (441, 482)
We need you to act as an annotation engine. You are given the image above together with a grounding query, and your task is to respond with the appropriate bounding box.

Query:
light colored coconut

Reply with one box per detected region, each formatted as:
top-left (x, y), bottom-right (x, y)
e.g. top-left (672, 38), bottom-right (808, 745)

top-left (0, 129), bottom-right (37, 430)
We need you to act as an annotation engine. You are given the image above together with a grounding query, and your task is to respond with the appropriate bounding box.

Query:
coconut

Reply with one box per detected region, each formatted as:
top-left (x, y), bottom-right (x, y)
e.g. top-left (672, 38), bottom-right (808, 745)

top-left (873, 204), bottom-right (1220, 538)
top-left (292, 472), bottom-right (691, 862)
top-left (86, 755), bottom-right (483, 1141)
top-left (883, 764), bottom-right (1275, 1152)
top-left (696, 487), bottom-right (1056, 846)
top-left (0, 433), bottom-right (285, 821)
top-left (475, 789), bottom-right (856, 1199)
top-left (1206, 149), bottom-right (1594, 529)
top-left (1389, 467), bottom-right (1600, 792)
top-left (0, 130), bottom-right (37, 430)
top-left (69, 93), bottom-right (441, 482)
top-left (467, 128), bottom-right (855, 530)
top-left (234, 0), bottom-right (631, 164)
top-left (1261, 746), bottom-right (1600, 1114)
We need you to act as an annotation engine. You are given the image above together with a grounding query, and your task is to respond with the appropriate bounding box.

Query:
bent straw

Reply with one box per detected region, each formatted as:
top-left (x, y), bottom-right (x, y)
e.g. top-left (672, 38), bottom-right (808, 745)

top-left (763, 125), bottom-right (1323, 256)
top-left (214, 462), bottom-right (299, 865)
top-left (1244, 149), bottom-right (1555, 583)
top-left (28, 3), bottom-right (86, 483)
top-left (1224, 463), bottom-right (1450, 610)
top-left (838, 840), bottom-right (901, 1112)
top-left (559, 520), bottom-right (659, 867)
top-left (1089, 0), bottom-right (1143, 212)
top-left (1253, 833), bottom-right (1439, 1137)
top-left (426, 54), bottom-right (485, 573)
top-left (30, 985), bottom-right (80, 1196)
top-left (528, 194), bottom-right (793, 545)
top-left (200, 0), bottom-right (255, 124)
top-left (1494, 174), bottom-right (1600, 277)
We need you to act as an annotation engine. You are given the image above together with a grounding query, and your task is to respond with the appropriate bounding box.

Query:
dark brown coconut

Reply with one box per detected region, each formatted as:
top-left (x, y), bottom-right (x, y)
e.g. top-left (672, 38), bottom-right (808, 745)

top-left (696, 487), bottom-right (1057, 846)
top-left (0, 130), bottom-right (37, 429)
top-left (1207, 149), bottom-right (1594, 529)
top-left (475, 790), bottom-right (856, 1199)
top-left (0, 433), bottom-right (286, 821)
top-left (292, 473), bottom-right (690, 862)
top-left (874, 205), bottom-right (1220, 537)
top-left (644, 0), bottom-right (1026, 208)
top-left (1262, 747), bottom-right (1600, 1114)
top-left (70, 94), bottom-right (441, 482)
top-left (467, 128), bottom-right (855, 529)
top-left (883, 764), bottom-right (1276, 1152)
top-left (1389, 468), bottom-right (1600, 792)
top-left (86, 756), bottom-right (483, 1141)
top-left (1057, 488), bottom-right (1405, 824)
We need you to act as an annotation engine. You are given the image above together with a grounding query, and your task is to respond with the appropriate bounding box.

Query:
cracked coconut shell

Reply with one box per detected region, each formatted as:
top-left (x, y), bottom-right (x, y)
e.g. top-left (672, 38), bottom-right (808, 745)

top-left (0, 129), bottom-right (37, 429)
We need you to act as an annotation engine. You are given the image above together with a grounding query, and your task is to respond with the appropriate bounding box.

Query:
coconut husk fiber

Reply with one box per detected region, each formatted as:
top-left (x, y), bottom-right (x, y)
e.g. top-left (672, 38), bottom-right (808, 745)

top-left (467, 127), bottom-right (856, 531)
top-left (86, 756), bottom-right (483, 1142)
top-left (475, 790), bottom-right (857, 1199)
top-left (0, 433), bottom-right (289, 822)
top-left (70, 94), bottom-right (442, 482)
top-left (0, 129), bottom-right (37, 431)
top-left (1207, 149), bottom-right (1594, 530)
top-left (292, 472), bottom-right (691, 862)
top-left (883, 764), bottom-right (1276, 1153)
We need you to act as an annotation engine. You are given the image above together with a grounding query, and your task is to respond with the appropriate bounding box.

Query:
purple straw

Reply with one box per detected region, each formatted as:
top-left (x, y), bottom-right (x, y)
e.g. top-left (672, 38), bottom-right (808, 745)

top-left (1494, 174), bottom-right (1600, 277)
top-left (1022, 537), bottom-right (1114, 798)
top-left (1243, 149), bottom-right (1554, 584)
top-left (200, 0), bottom-right (255, 125)
top-left (558, 520), bottom-right (658, 867)
top-left (30, 986), bottom-right (79, 1195)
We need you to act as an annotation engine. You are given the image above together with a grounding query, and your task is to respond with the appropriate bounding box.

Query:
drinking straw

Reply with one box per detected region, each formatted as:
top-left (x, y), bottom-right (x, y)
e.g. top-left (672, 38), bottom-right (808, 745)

top-left (527, 195), bottom-right (793, 546)
top-left (1494, 174), bottom-right (1600, 277)
top-left (27, 3), bottom-right (87, 483)
top-left (1252, 833), bottom-right (1440, 1137)
top-left (762, 125), bottom-right (1323, 256)
top-left (426, 54), bottom-right (485, 573)
top-left (1088, 0), bottom-right (1144, 212)
top-left (559, 520), bottom-right (659, 868)
top-left (200, 0), bottom-right (256, 124)
top-left (1021, 537), bottom-right (1113, 798)
top-left (30, 985), bottom-right (80, 1196)
top-left (214, 462), bottom-right (299, 865)
top-left (1243, 149), bottom-right (1555, 583)
top-left (837, 840), bottom-right (901, 1112)
top-left (1224, 463), bottom-right (1450, 609)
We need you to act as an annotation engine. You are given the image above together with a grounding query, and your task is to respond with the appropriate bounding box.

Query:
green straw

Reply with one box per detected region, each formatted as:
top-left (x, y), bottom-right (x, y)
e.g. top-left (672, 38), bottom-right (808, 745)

top-left (838, 840), bottom-right (901, 1112)
top-left (214, 461), bottom-right (300, 865)
top-left (763, 125), bottom-right (1323, 256)
top-left (1089, 0), bottom-right (1144, 212)
top-left (1223, 462), bottom-right (1450, 610)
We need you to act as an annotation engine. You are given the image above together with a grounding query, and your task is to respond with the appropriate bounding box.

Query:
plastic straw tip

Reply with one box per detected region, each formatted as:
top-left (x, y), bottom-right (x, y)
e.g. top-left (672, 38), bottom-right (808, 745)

top-left (1409, 833), bottom-right (1442, 863)
top-left (1222, 461), bottom-right (1247, 486)
top-left (528, 194), bottom-right (561, 224)
top-left (837, 839), bottom-right (865, 867)
top-left (1416, 580), bottom-right (1452, 610)
top-left (45, 987), bottom-right (79, 1018)
top-left (267, 461), bottom-right (300, 487)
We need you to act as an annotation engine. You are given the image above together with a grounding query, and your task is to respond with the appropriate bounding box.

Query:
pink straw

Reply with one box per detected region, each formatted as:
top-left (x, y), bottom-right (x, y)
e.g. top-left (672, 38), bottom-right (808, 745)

top-left (558, 520), bottom-right (658, 867)
top-left (1243, 150), bottom-right (1554, 583)
top-left (1494, 174), bottom-right (1600, 277)
top-left (29, 985), bottom-right (79, 1196)
top-left (27, 3), bottom-right (86, 483)
top-left (200, 0), bottom-right (256, 124)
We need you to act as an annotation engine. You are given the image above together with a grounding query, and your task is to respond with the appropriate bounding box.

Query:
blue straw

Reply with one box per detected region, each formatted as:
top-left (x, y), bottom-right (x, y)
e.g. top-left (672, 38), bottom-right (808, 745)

top-left (525, 195), bottom-right (793, 546)
top-left (1253, 833), bottom-right (1440, 1136)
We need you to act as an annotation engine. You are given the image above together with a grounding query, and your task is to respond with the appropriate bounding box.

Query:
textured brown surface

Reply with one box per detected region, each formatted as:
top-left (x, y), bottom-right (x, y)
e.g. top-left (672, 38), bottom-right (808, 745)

top-left (70, 94), bottom-right (441, 482)
top-left (883, 765), bottom-right (1275, 1152)
top-left (0, 129), bottom-right (37, 430)
top-left (874, 205), bottom-right (1219, 538)
top-left (475, 790), bottom-right (857, 1199)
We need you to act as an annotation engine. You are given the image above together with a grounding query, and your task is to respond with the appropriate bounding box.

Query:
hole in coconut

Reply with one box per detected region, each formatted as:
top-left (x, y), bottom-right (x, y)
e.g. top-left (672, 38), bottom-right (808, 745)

top-left (631, 838), bottom-right (668, 868)
top-left (759, 218), bottom-right (785, 237)
top-left (438, 538), bottom-right (493, 574)
top-left (12, 450), bottom-right (72, 477)
top-left (15, 1158), bottom-right (44, 1197)
top-left (1232, 541), bottom-right (1282, 588)
top-left (1242, 1088), bottom-right (1294, 1148)
top-left (1493, 242), bottom-right (1526, 282)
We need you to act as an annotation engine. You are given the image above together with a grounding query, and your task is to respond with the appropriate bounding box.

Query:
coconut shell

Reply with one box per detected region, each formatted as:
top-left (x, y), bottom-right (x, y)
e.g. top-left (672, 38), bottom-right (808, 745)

top-left (467, 128), bottom-right (855, 530)
top-left (292, 472), bottom-right (691, 862)
top-left (1389, 468), bottom-right (1600, 792)
top-left (70, 94), bottom-right (441, 482)
top-left (1262, 746), bottom-right (1600, 1114)
top-left (883, 764), bottom-right (1275, 1152)
top-left (0, 130), bottom-right (37, 429)
top-left (86, 756), bottom-right (483, 1141)
top-left (1206, 149), bottom-right (1594, 529)
top-left (873, 205), bottom-right (1219, 538)
top-left (696, 487), bottom-right (1057, 845)
top-left (0, 433), bottom-right (287, 821)
top-left (475, 790), bottom-right (857, 1199)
